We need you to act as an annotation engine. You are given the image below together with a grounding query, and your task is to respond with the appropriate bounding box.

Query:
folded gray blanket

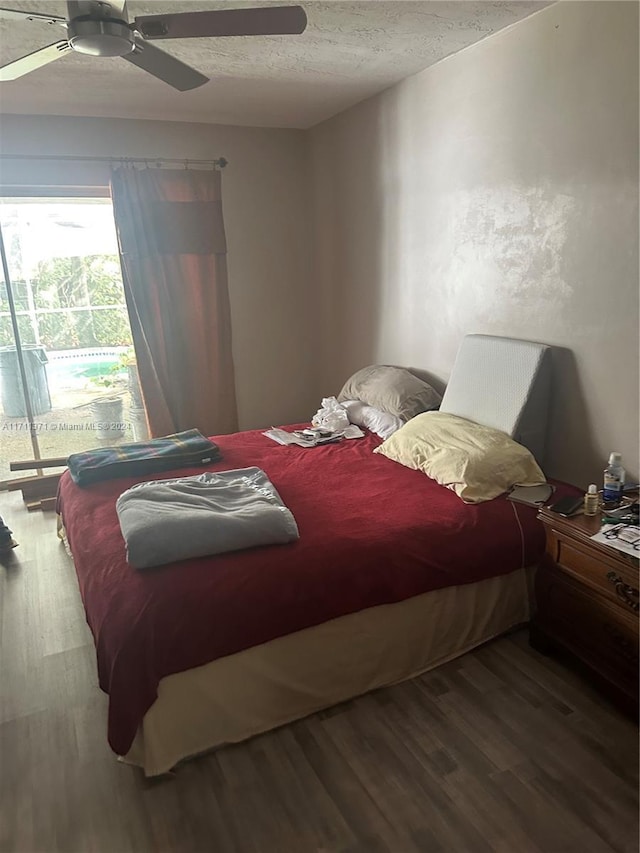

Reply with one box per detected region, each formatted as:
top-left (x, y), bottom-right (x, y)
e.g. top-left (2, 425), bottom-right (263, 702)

top-left (116, 467), bottom-right (299, 569)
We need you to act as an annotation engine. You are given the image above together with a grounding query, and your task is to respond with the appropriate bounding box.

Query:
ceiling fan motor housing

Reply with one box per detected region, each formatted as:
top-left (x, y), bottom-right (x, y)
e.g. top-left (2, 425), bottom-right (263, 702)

top-left (68, 17), bottom-right (135, 56)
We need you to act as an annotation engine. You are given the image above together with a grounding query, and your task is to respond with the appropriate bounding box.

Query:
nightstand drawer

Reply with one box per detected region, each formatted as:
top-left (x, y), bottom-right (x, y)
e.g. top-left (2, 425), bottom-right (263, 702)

top-left (551, 536), bottom-right (639, 614)
top-left (534, 506), bottom-right (639, 717)
top-left (537, 567), bottom-right (638, 683)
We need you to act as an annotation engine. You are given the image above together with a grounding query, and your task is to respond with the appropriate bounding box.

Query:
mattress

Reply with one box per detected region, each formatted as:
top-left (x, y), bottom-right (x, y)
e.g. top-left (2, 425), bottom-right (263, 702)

top-left (57, 426), bottom-right (549, 760)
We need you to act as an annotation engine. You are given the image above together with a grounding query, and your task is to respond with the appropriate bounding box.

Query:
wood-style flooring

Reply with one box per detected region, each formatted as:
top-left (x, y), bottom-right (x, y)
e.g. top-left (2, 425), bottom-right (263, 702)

top-left (1, 491), bottom-right (638, 853)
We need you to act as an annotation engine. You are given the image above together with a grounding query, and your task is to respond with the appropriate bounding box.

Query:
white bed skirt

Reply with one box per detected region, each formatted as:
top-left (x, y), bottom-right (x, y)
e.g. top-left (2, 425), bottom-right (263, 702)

top-left (122, 566), bottom-right (534, 776)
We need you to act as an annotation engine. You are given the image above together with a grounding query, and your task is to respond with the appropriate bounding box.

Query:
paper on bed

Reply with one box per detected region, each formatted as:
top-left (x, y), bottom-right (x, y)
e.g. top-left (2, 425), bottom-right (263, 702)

top-left (263, 424), bottom-right (364, 446)
top-left (116, 467), bottom-right (299, 569)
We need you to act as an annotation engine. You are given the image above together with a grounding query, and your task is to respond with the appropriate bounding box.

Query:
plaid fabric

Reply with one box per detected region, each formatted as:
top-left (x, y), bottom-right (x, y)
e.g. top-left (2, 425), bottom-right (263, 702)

top-left (68, 429), bottom-right (221, 487)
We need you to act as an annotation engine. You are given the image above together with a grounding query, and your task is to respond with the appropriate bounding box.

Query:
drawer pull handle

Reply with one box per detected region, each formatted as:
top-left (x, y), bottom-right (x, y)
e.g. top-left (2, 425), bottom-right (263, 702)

top-left (606, 572), bottom-right (640, 612)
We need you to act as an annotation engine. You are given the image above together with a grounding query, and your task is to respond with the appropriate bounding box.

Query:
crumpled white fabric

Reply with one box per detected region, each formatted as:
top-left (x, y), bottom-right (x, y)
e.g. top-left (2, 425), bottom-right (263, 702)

top-left (340, 400), bottom-right (404, 440)
top-left (311, 396), bottom-right (351, 432)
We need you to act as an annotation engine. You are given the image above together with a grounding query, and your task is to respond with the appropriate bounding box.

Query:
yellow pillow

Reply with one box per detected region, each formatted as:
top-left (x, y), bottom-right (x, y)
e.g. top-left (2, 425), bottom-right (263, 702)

top-left (374, 411), bottom-right (546, 503)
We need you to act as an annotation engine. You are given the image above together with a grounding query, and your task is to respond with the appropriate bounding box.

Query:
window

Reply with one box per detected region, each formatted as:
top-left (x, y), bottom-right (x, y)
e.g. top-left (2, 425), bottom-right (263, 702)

top-left (0, 197), bottom-right (146, 483)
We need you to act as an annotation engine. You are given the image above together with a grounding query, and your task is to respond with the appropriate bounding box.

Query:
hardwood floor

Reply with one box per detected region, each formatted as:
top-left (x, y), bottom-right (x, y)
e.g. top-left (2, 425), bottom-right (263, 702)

top-left (1, 491), bottom-right (638, 853)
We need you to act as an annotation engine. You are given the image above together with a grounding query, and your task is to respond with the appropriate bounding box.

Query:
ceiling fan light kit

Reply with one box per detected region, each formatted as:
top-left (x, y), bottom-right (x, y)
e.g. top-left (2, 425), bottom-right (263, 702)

top-left (0, 1), bottom-right (308, 89)
top-left (67, 18), bottom-right (135, 57)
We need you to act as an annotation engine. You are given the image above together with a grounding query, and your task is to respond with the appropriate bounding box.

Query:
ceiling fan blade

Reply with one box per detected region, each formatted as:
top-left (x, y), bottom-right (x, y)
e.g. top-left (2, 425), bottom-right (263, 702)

top-left (123, 40), bottom-right (208, 91)
top-left (0, 6), bottom-right (66, 25)
top-left (133, 5), bottom-right (307, 41)
top-left (0, 40), bottom-right (72, 81)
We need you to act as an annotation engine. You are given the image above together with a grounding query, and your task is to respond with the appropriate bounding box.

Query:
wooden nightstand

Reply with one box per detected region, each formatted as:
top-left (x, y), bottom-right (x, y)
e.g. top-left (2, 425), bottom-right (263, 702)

top-left (530, 506), bottom-right (639, 718)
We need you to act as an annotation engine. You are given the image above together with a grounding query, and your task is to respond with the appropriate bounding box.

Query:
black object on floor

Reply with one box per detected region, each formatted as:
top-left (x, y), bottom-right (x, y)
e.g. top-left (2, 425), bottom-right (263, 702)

top-left (0, 515), bottom-right (17, 551)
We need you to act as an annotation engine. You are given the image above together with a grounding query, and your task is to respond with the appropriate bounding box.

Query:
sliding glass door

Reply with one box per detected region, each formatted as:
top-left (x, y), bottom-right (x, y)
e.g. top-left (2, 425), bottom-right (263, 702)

top-left (0, 197), bottom-right (146, 484)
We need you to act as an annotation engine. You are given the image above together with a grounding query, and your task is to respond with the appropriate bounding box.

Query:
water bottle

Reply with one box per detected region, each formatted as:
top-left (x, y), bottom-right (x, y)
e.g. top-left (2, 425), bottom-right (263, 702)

top-left (603, 452), bottom-right (625, 504)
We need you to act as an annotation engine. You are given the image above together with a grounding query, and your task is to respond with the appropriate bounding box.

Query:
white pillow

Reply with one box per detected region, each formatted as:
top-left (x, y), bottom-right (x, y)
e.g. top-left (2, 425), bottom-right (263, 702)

top-left (341, 400), bottom-right (403, 440)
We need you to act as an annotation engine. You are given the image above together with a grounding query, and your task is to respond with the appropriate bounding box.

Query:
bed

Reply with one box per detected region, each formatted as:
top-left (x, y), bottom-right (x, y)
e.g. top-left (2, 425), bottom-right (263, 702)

top-left (57, 334), bottom-right (564, 776)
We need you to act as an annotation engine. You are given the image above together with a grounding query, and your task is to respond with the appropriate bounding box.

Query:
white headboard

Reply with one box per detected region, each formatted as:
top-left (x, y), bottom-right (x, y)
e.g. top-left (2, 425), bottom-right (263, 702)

top-left (439, 334), bottom-right (552, 463)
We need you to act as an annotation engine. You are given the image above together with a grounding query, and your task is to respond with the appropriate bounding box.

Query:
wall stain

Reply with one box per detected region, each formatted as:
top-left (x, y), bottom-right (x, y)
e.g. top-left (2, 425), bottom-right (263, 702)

top-left (443, 185), bottom-right (576, 323)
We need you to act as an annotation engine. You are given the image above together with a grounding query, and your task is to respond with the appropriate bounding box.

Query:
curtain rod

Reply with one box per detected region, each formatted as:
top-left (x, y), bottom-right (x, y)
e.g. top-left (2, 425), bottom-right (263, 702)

top-left (0, 153), bottom-right (228, 168)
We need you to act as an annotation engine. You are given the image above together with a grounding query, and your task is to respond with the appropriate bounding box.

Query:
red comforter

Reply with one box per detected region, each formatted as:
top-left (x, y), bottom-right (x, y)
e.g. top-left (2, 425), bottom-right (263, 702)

top-left (58, 427), bottom-right (556, 757)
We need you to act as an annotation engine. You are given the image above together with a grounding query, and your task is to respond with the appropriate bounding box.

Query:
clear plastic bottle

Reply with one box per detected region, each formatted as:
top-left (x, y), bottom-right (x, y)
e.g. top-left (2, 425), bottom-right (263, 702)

top-left (603, 452), bottom-right (625, 504)
top-left (583, 483), bottom-right (599, 516)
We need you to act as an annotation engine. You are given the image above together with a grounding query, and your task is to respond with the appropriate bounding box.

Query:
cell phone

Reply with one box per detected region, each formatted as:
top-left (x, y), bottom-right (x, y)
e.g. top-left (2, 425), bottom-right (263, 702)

top-left (549, 495), bottom-right (584, 517)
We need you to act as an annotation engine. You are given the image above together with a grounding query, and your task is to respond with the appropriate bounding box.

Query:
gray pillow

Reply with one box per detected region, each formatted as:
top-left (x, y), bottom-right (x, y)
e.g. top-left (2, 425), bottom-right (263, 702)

top-left (337, 365), bottom-right (441, 422)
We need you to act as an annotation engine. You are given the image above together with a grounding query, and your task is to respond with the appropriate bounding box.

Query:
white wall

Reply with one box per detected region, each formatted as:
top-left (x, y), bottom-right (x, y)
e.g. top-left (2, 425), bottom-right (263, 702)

top-left (0, 115), bottom-right (314, 432)
top-left (310, 1), bottom-right (639, 487)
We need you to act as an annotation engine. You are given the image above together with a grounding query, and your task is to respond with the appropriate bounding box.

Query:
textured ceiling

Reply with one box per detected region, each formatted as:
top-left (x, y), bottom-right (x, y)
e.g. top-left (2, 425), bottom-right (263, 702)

top-left (0, 1), bottom-right (550, 128)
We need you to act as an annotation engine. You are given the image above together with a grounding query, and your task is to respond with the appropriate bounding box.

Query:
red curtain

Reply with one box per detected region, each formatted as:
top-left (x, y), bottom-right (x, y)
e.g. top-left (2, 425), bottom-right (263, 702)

top-left (110, 167), bottom-right (238, 437)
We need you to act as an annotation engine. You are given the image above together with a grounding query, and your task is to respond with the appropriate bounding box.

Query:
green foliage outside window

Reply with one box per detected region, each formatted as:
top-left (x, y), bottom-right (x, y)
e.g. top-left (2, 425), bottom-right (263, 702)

top-left (0, 314), bottom-right (35, 348)
top-left (0, 254), bottom-right (132, 350)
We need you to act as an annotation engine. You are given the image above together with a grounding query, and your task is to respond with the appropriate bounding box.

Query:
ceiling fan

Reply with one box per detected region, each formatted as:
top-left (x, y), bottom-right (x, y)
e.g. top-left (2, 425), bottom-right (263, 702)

top-left (0, 0), bottom-right (308, 90)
